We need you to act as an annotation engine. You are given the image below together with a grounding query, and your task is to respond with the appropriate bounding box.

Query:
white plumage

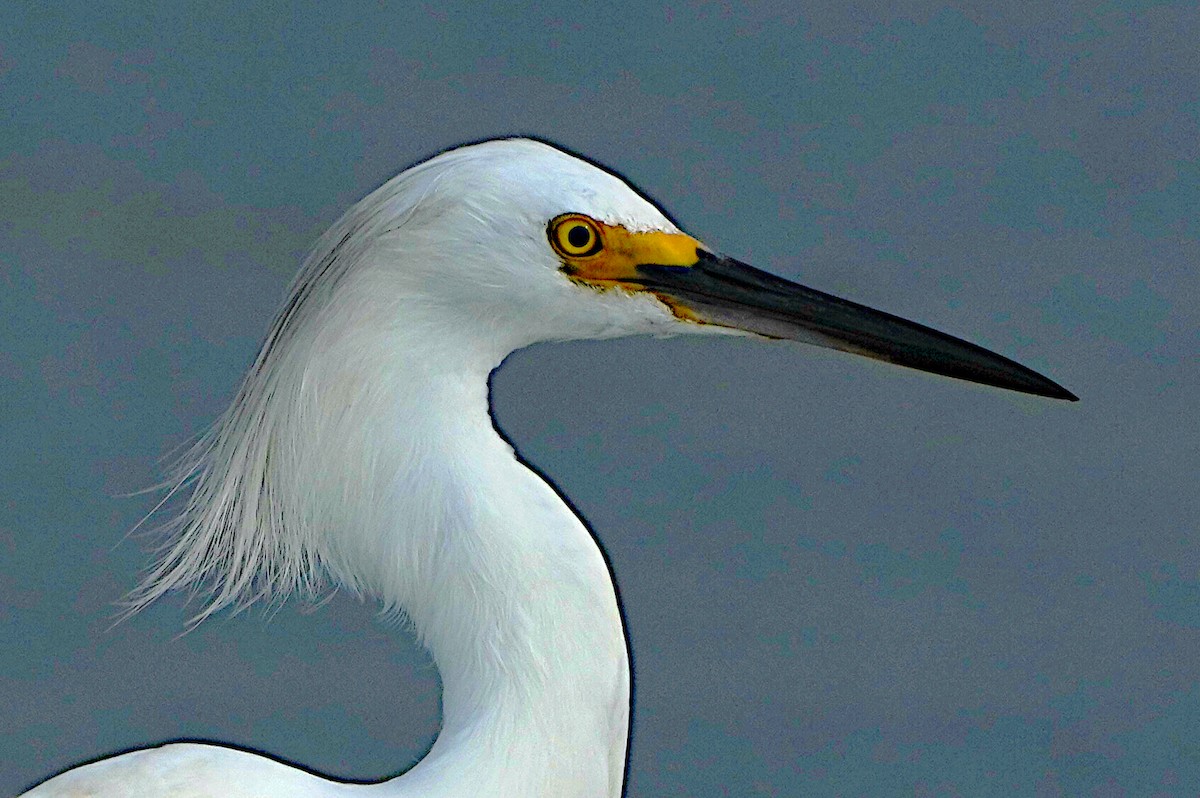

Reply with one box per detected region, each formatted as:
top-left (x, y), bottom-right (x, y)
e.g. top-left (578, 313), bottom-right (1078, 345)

top-left (22, 138), bottom-right (1073, 798)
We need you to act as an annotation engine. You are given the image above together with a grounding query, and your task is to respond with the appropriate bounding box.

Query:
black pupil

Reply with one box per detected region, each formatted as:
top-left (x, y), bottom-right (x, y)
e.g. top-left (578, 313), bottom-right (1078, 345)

top-left (566, 224), bottom-right (592, 249)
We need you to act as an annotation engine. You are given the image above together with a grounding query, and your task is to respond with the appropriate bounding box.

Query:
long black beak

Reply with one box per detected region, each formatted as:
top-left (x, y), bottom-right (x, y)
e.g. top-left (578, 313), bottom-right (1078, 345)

top-left (634, 251), bottom-right (1077, 401)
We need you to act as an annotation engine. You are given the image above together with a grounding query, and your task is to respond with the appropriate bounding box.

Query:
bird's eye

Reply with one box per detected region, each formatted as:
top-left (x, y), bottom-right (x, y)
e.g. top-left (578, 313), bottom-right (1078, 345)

top-left (549, 215), bottom-right (603, 258)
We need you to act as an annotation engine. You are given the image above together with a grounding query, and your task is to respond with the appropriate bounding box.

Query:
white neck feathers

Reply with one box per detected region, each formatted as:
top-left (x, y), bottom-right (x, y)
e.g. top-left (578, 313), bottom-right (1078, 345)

top-left (128, 183), bottom-right (630, 797)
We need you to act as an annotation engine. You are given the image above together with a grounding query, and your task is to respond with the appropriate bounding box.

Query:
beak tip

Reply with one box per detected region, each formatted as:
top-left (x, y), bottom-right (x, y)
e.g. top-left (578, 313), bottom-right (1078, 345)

top-left (1048, 384), bottom-right (1080, 402)
top-left (1016, 373), bottom-right (1077, 402)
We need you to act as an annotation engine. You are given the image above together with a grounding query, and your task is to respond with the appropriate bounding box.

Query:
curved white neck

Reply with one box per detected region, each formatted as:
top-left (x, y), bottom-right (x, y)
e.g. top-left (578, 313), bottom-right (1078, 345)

top-left (343, 342), bottom-right (629, 798)
top-left (131, 267), bottom-right (633, 798)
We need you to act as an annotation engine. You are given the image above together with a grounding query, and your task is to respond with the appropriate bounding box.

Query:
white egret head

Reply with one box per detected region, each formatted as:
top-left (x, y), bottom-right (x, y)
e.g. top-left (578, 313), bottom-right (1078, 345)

top-left (307, 137), bottom-right (1075, 397)
top-left (320, 138), bottom-right (696, 357)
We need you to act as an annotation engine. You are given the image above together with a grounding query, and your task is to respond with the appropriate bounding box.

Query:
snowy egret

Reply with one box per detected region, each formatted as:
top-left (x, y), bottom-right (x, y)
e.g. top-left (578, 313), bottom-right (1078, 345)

top-left (21, 138), bottom-right (1074, 798)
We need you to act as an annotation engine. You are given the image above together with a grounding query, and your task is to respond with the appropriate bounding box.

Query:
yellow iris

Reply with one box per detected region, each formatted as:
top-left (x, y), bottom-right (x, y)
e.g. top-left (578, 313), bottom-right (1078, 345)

top-left (549, 214), bottom-right (604, 258)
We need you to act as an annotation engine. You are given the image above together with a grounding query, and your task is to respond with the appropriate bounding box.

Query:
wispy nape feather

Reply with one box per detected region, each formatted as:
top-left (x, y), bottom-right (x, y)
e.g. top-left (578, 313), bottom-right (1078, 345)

top-left (122, 154), bottom-right (460, 625)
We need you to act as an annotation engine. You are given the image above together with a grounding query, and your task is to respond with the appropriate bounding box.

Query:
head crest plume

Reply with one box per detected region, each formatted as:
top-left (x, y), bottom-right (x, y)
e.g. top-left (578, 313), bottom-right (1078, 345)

top-left (125, 142), bottom-right (477, 623)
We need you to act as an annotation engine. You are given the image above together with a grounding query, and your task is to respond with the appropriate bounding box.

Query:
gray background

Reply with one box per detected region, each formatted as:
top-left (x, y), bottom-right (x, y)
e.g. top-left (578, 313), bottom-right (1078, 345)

top-left (2, 3), bottom-right (1197, 795)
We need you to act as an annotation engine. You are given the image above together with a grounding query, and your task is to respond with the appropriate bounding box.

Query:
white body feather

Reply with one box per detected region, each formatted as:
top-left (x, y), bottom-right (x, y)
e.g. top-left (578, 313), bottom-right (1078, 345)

top-left (23, 139), bottom-right (706, 798)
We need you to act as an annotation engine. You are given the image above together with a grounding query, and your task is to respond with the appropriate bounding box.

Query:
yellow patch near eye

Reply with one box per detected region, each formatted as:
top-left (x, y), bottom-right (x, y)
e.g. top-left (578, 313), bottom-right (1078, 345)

top-left (548, 213), bottom-right (703, 288)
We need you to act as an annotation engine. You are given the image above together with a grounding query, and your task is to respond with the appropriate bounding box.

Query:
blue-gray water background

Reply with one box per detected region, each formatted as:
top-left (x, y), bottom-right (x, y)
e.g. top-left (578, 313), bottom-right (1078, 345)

top-left (3, 3), bottom-right (1197, 795)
